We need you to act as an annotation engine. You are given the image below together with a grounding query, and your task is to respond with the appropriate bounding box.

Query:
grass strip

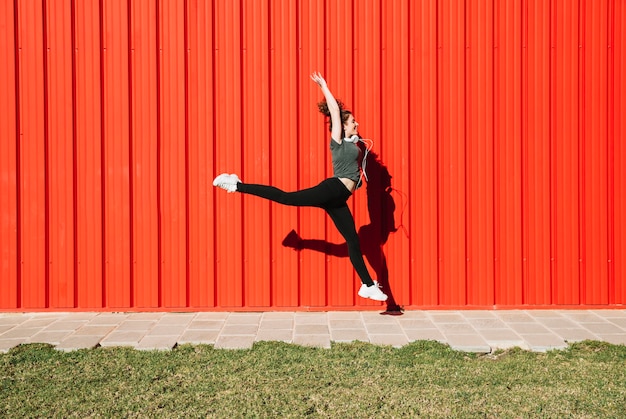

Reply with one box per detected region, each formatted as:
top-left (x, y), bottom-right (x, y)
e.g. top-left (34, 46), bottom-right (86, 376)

top-left (1, 340), bottom-right (625, 418)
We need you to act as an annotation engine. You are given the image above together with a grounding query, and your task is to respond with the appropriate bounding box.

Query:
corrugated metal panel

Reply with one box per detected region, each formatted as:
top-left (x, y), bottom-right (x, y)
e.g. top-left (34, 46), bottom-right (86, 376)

top-left (1, 0), bottom-right (624, 311)
top-left (17, 0), bottom-right (47, 308)
top-left (102, 0), bottom-right (131, 308)
top-left (409, 0), bottom-right (439, 306)
top-left (242, 0), bottom-right (270, 307)
top-left (0, 0), bottom-right (18, 309)
top-left (74, 0), bottom-right (103, 308)
top-left (130, 0), bottom-right (158, 308)
top-left (270, 0), bottom-right (299, 307)
top-left (466, 0), bottom-right (494, 306)
top-left (581, 0), bottom-right (609, 305)
top-left (45, 0), bottom-right (75, 308)
top-left (551, 0), bottom-right (580, 305)
top-left (187, 0), bottom-right (215, 308)
top-left (159, 0), bottom-right (187, 307)
top-left (493, 0), bottom-right (523, 306)
top-left (523, 0), bottom-right (551, 305)
top-left (615, 0), bottom-right (626, 304)
top-left (214, 0), bottom-right (243, 308)
top-left (437, 0), bottom-right (467, 306)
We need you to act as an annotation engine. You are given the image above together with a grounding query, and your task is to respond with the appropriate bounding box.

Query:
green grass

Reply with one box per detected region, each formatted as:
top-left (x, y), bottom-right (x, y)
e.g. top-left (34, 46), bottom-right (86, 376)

top-left (1, 341), bottom-right (625, 418)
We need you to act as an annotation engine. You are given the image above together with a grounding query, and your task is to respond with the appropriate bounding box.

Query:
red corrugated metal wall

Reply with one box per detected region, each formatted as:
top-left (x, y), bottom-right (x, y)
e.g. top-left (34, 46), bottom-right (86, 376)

top-left (1, 0), bottom-right (624, 311)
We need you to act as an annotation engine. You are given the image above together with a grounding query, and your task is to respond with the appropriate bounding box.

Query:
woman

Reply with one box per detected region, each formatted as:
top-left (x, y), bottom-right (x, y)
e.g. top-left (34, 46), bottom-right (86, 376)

top-left (213, 72), bottom-right (387, 302)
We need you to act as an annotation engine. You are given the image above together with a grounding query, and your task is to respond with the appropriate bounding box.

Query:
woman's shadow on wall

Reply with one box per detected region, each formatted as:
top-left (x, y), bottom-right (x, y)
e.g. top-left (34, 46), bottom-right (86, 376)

top-left (282, 147), bottom-right (403, 314)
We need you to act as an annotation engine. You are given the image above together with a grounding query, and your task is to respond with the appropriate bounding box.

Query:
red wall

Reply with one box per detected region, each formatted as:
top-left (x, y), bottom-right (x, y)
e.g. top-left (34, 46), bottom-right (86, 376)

top-left (1, 0), bottom-right (624, 311)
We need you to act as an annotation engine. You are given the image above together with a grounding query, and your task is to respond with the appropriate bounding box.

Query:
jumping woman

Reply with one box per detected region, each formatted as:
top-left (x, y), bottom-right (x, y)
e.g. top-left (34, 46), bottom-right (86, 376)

top-left (213, 72), bottom-right (388, 302)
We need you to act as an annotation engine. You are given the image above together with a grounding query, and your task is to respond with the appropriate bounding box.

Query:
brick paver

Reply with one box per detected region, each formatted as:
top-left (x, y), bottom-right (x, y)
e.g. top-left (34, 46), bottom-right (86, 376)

top-left (178, 329), bottom-right (220, 345)
top-left (215, 335), bottom-right (255, 350)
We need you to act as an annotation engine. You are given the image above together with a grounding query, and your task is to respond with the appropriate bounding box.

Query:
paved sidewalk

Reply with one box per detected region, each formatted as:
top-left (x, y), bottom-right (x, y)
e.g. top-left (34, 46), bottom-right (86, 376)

top-left (1, 310), bottom-right (625, 354)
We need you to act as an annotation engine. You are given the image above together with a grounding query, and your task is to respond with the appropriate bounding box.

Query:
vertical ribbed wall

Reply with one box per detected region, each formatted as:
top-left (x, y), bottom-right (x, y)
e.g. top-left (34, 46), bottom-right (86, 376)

top-left (0, 0), bottom-right (624, 310)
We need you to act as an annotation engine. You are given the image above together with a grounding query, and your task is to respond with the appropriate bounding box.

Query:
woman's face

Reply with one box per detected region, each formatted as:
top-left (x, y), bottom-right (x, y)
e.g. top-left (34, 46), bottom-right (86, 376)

top-left (343, 114), bottom-right (359, 138)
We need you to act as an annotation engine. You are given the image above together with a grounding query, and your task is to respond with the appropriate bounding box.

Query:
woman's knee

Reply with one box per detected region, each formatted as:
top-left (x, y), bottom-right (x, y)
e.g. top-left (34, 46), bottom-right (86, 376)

top-left (278, 192), bottom-right (298, 206)
top-left (345, 235), bottom-right (362, 252)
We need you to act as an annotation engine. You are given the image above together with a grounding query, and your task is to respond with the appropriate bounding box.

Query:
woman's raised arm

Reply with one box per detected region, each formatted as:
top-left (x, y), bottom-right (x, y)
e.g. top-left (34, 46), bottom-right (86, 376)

top-left (310, 72), bottom-right (342, 143)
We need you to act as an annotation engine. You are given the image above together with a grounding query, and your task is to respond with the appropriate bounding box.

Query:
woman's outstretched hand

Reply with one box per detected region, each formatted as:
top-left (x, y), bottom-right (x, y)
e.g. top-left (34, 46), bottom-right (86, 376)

top-left (310, 72), bottom-right (327, 89)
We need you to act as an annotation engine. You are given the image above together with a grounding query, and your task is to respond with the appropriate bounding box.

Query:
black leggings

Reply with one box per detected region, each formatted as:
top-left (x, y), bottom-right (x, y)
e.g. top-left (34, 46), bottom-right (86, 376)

top-left (237, 178), bottom-right (375, 286)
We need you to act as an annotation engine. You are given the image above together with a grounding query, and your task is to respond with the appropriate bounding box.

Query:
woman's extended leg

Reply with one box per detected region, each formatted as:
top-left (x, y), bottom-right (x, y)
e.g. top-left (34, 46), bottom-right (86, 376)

top-left (237, 179), bottom-right (340, 208)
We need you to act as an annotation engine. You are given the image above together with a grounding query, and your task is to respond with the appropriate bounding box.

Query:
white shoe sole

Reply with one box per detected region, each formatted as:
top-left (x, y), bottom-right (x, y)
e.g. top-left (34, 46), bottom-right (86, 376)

top-left (358, 285), bottom-right (388, 301)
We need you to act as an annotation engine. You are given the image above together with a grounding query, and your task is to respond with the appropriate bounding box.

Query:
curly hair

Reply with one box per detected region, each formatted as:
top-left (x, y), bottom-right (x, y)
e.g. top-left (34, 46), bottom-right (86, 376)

top-left (317, 99), bottom-right (352, 136)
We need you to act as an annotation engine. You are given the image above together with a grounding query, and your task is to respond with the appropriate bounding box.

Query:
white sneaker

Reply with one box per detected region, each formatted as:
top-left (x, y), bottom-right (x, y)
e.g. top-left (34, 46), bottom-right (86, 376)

top-left (358, 282), bottom-right (388, 301)
top-left (213, 173), bottom-right (241, 193)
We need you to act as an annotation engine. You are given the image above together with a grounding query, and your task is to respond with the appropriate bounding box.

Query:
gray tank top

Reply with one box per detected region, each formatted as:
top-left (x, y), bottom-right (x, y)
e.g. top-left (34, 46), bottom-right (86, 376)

top-left (330, 139), bottom-right (360, 182)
